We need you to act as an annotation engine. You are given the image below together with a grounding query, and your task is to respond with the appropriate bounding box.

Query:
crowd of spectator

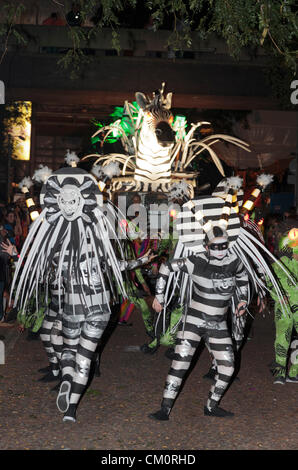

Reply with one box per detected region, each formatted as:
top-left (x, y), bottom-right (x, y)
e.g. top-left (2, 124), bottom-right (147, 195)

top-left (0, 186), bottom-right (297, 333)
top-left (0, 196), bottom-right (31, 326)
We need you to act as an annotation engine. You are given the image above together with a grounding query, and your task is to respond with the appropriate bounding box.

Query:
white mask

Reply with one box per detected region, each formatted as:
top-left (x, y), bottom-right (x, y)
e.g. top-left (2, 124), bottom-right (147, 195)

top-left (207, 236), bottom-right (229, 259)
top-left (57, 185), bottom-right (83, 221)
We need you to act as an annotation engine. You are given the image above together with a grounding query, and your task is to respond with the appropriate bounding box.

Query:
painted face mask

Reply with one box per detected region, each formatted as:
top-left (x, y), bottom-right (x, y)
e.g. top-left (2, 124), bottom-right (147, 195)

top-left (80, 258), bottom-right (102, 287)
top-left (207, 236), bottom-right (229, 259)
top-left (57, 185), bottom-right (83, 221)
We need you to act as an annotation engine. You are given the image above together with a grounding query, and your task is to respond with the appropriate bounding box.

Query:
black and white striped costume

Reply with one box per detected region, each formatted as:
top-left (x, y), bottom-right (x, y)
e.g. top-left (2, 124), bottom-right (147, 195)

top-left (11, 165), bottom-right (152, 422)
top-left (53, 249), bottom-right (148, 415)
top-left (38, 245), bottom-right (149, 419)
top-left (39, 284), bottom-right (63, 378)
top-left (155, 251), bottom-right (249, 413)
top-left (149, 177), bottom-right (294, 419)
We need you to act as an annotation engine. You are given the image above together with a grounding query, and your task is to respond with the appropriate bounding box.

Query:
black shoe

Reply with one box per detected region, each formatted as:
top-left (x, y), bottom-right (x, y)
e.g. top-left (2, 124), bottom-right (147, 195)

top-left (164, 348), bottom-right (175, 360)
top-left (118, 320), bottom-right (133, 326)
top-left (51, 381), bottom-right (61, 392)
top-left (148, 407), bottom-right (170, 421)
top-left (146, 330), bottom-right (155, 339)
top-left (203, 368), bottom-right (217, 381)
top-left (27, 331), bottom-right (40, 341)
top-left (37, 371), bottom-right (61, 382)
top-left (273, 375), bottom-right (286, 385)
top-left (140, 343), bottom-right (158, 355)
top-left (63, 404), bottom-right (77, 423)
top-left (5, 308), bottom-right (17, 323)
top-left (232, 375), bottom-right (240, 382)
top-left (204, 406), bottom-right (234, 418)
top-left (38, 365), bottom-right (51, 374)
top-left (286, 375), bottom-right (298, 383)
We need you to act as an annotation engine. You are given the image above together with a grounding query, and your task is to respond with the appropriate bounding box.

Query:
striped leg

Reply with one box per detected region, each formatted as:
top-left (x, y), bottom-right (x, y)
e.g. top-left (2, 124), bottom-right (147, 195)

top-left (60, 318), bottom-right (81, 385)
top-left (39, 285), bottom-right (63, 375)
top-left (69, 310), bottom-right (111, 407)
top-left (57, 317), bottom-right (81, 414)
top-left (161, 320), bottom-right (203, 411)
top-left (39, 311), bottom-right (57, 370)
top-left (231, 311), bottom-right (247, 351)
top-left (50, 313), bottom-right (63, 375)
top-left (206, 324), bottom-right (234, 411)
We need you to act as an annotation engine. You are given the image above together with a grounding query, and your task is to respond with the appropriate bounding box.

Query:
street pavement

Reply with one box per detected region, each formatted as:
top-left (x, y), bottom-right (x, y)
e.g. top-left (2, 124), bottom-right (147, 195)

top-left (0, 306), bottom-right (297, 451)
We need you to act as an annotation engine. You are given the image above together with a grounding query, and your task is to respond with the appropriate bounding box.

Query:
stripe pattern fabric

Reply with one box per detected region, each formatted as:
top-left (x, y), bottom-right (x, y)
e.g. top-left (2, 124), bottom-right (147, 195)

top-left (156, 251), bottom-right (249, 411)
top-left (176, 196), bottom-right (241, 253)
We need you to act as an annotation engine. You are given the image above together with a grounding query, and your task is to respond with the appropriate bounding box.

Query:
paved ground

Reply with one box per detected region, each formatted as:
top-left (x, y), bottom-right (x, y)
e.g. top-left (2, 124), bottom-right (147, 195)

top-left (0, 306), bottom-right (297, 451)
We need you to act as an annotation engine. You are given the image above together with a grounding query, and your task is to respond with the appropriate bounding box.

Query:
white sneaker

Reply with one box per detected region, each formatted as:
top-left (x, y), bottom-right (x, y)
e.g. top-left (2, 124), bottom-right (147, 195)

top-left (56, 381), bottom-right (71, 412)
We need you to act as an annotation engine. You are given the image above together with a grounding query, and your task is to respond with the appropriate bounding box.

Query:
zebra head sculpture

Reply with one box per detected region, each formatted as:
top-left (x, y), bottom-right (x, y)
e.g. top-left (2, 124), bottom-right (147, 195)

top-left (82, 81), bottom-right (251, 197)
top-left (134, 83), bottom-right (176, 185)
top-left (135, 83), bottom-right (175, 148)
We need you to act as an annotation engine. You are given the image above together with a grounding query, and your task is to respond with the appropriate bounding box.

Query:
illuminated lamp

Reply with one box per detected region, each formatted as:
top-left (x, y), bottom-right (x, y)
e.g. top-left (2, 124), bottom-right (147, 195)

top-left (22, 187), bottom-right (39, 221)
top-left (257, 218), bottom-right (264, 226)
top-left (7, 101), bottom-right (32, 161)
top-left (169, 208), bottom-right (177, 218)
top-left (242, 200), bottom-right (254, 212)
top-left (288, 228), bottom-right (298, 241)
top-left (244, 213), bottom-right (250, 221)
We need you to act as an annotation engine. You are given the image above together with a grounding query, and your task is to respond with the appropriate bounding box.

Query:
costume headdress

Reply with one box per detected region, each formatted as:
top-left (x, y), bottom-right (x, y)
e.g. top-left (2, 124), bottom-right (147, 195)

top-left (167, 175), bottom-right (295, 321)
top-left (240, 174), bottom-right (274, 215)
top-left (11, 164), bottom-right (127, 314)
top-left (178, 190), bottom-right (241, 254)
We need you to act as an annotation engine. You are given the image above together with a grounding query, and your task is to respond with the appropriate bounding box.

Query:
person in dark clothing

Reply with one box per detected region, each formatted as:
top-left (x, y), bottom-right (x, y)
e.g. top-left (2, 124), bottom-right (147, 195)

top-left (0, 227), bottom-right (18, 322)
top-left (0, 226), bottom-right (9, 321)
top-left (42, 12), bottom-right (66, 26)
top-left (66, 3), bottom-right (83, 27)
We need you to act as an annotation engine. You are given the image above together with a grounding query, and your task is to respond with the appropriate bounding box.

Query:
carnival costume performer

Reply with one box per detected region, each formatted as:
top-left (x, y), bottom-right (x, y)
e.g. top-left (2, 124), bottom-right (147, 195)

top-left (149, 176), bottom-right (295, 419)
top-left (118, 222), bottom-right (153, 329)
top-left (143, 177), bottom-right (265, 365)
top-left (269, 221), bottom-right (298, 384)
top-left (203, 181), bottom-right (268, 380)
top-left (11, 166), bottom-right (153, 422)
top-left (150, 225), bottom-right (248, 419)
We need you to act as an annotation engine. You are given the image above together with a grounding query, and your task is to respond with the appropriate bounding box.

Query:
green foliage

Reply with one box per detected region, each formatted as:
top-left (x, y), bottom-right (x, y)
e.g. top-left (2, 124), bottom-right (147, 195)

top-left (147, 0), bottom-right (297, 72)
top-left (0, 1), bottom-right (27, 64)
top-left (91, 101), bottom-right (140, 146)
top-left (264, 55), bottom-right (297, 110)
top-left (0, 1), bottom-right (296, 99)
top-left (17, 293), bottom-right (49, 332)
top-left (0, 101), bottom-right (27, 164)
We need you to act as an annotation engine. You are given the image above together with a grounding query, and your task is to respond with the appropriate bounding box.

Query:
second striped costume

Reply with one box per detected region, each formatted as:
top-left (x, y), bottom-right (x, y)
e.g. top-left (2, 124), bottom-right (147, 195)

top-left (155, 251), bottom-right (249, 413)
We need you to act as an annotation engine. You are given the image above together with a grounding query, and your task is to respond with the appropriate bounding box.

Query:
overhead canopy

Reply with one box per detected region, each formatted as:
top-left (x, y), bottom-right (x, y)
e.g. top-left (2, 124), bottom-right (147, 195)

top-left (214, 110), bottom-right (297, 171)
